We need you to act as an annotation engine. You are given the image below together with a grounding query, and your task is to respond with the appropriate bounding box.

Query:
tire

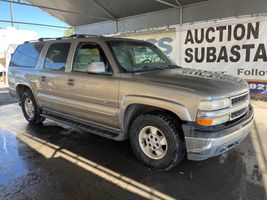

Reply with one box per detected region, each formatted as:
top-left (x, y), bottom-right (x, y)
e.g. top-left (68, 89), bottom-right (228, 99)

top-left (21, 90), bottom-right (45, 125)
top-left (130, 113), bottom-right (186, 171)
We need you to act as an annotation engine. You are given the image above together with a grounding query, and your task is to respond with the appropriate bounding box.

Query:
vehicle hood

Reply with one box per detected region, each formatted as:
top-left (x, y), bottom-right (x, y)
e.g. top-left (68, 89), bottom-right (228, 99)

top-left (133, 68), bottom-right (249, 98)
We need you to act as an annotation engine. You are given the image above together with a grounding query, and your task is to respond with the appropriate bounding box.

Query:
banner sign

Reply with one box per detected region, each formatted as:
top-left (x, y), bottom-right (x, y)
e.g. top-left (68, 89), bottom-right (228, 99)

top-left (125, 16), bottom-right (267, 94)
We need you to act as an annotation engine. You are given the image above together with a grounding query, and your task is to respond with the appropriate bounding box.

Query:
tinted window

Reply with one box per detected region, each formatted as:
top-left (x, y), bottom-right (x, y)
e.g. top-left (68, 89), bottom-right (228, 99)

top-left (10, 43), bottom-right (44, 68)
top-left (73, 43), bottom-right (110, 73)
top-left (44, 43), bottom-right (70, 70)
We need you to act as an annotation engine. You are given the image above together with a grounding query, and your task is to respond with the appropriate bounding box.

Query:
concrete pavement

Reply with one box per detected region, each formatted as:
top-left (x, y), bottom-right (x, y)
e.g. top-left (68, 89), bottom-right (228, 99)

top-left (0, 89), bottom-right (266, 200)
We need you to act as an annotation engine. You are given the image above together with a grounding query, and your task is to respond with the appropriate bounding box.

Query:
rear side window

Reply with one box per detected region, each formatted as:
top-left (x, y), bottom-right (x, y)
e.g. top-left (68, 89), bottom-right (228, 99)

top-left (10, 43), bottom-right (44, 68)
top-left (44, 43), bottom-right (70, 71)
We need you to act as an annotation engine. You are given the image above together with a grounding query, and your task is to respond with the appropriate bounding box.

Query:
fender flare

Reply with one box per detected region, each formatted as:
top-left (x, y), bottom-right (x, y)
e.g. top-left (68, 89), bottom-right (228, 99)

top-left (15, 81), bottom-right (40, 106)
top-left (119, 95), bottom-right (192, 131)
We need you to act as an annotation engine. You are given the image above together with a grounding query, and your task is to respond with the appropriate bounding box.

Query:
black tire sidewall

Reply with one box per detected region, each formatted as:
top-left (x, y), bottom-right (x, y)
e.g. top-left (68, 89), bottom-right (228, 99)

top-left (130, 114), bottom-right (185, 170)
top-left (21, 91), bottom-right (39, 124)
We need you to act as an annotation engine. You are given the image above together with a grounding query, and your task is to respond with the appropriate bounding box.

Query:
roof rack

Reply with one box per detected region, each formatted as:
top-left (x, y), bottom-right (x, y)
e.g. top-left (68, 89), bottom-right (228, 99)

top-left (24, 34), bottom-right (101, 43)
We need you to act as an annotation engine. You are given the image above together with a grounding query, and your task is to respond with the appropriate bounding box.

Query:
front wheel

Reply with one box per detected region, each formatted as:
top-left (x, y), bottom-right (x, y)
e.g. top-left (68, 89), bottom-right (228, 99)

top-left (21, 90), bottom-right (45, 125)
top-left (130, 113), bottom-right (186, 171)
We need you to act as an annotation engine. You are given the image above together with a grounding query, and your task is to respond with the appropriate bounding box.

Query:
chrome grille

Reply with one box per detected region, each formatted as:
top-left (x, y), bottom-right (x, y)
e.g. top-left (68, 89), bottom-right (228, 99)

top-left (229, 92), bottom-right (249, 121)
top-left (231, 108), bottom-right (247, 120)
top-left (231, 93), bottom-right (249, 106)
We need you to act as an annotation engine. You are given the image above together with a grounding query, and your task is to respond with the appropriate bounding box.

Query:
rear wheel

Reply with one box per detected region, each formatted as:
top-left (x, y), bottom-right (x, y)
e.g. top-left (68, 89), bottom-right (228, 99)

top-left (21, 90), bottom-right (45, 125)
top-left (130, 113), bottom-right (186, 170)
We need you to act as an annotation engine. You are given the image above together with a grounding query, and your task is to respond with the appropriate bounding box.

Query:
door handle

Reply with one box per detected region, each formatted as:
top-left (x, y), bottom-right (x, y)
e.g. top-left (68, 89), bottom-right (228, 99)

top-left (67, 79), bottom-right (75, 86)
top-left (40, 76), bottom-right (46, 81)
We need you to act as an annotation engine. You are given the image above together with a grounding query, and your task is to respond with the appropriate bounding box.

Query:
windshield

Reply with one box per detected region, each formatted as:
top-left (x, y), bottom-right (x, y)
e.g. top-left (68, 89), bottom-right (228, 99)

top-left (108, 40), bottom-right (178, 73)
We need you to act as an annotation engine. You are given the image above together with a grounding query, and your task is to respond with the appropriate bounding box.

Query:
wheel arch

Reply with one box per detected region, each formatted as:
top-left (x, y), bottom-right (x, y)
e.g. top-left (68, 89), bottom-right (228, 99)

top-left (120, 96), bottom-right (192, 137)
top-left (16, 83), bottom-right (39, 106)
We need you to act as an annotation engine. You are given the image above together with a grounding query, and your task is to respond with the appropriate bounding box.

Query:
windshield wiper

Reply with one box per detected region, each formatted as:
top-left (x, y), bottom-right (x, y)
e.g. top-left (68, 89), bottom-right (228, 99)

top-left (166, 64), bottom-right (182, 69)
top-left (131, 64), bottom-right (181, 73)
top-left (132, 65), bottom-right (165, 73)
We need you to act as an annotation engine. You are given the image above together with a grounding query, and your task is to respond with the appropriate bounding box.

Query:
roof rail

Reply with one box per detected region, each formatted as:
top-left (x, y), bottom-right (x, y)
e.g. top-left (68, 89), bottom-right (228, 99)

top-left (24, 34), bottom-right (101, 43)
top-left (70, 34), bottom-right (100, 38)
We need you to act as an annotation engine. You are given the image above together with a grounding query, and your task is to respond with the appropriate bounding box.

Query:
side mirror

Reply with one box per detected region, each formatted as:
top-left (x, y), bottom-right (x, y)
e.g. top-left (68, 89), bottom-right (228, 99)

top-left (87, 62), bottom-right (109, 74)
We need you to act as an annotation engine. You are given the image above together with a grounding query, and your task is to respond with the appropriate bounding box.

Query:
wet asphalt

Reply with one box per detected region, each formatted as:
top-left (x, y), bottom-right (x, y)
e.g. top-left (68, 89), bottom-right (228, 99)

top-left (0, 88), bottom-right (266, 200)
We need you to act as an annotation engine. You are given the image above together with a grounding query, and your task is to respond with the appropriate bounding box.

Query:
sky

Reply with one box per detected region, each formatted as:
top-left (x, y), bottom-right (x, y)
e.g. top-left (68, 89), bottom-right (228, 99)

top-left (0, 0), bottom-right (70, 38)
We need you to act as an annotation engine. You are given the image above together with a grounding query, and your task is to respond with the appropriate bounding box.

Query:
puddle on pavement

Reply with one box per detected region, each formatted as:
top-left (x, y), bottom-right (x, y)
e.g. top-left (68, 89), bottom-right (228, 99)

top-left (0, 130), bottom-right (28, 185)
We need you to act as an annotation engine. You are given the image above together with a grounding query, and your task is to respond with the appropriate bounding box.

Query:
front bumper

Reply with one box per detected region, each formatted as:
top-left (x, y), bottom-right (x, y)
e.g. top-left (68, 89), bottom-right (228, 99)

top-left (183, 105), bottom-right (254, 161)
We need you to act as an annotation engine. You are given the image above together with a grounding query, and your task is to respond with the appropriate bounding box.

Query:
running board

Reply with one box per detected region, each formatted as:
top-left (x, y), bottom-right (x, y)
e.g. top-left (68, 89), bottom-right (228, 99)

top-left (41, 112), bottom-right (127, 141)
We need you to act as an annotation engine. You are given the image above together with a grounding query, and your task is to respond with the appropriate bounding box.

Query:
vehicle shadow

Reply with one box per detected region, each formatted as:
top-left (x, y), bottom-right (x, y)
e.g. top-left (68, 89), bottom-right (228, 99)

top-left (0, 89), bottom-right (18, 106)
top-left (15, 120), bottom-right (266, 200)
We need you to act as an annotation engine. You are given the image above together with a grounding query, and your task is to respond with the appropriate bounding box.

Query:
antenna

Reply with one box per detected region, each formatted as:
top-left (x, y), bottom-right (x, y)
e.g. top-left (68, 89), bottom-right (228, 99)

top-left (9, 0), bottom-right (14, 27)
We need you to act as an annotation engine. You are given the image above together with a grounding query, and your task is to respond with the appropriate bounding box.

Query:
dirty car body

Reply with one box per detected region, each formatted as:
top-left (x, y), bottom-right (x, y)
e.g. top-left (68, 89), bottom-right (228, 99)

top-left (8, 35), bottom-right (254, 170)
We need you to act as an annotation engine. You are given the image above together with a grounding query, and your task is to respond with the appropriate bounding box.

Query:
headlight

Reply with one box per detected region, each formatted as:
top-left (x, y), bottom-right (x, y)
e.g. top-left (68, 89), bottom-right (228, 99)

top-left (196, 98), bottom-right (231, 126)
top-left (198, 98), bottom-right (231, 111)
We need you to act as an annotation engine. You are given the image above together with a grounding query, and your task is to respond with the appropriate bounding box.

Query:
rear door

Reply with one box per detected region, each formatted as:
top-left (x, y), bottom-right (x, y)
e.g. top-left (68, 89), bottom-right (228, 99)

top-left (37, 41), bottom-right (72, 114)
top-left (63, 41), bottom-right (120, 129)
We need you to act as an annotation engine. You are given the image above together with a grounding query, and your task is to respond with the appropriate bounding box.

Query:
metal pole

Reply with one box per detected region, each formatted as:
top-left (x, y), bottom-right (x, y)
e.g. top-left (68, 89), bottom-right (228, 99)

top-left (153, 0), bottom-right (179, 8)
top-left (9, 0), bottom-right (14, 27)
top-left (179, 6), bottom-right (183, 26)
top-left (174, 0), bottom-right (182, 25)
top-left (174, 1), bottom-right (182, 67)
top-left (115, 20), bottom-right (119, 33)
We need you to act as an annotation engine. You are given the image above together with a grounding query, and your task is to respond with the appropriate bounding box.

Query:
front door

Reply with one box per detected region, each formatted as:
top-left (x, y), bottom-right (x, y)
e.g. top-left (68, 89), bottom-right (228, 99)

top-left (63, 42), bottom-right (120, 129)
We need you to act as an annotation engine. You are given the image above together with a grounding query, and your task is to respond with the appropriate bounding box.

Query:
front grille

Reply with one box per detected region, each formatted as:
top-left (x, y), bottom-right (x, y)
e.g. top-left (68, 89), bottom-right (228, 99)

top-left (231, 93), bottom-right (248, 106)
top-left (229, 92), bottom-right (249, 121)
top-left (231, 108), bottom-right (247, 119)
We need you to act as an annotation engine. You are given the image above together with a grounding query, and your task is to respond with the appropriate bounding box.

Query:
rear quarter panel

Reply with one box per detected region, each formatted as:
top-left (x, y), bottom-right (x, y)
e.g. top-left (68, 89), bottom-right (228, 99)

top-left (8, 67), bottom-right (41, 105)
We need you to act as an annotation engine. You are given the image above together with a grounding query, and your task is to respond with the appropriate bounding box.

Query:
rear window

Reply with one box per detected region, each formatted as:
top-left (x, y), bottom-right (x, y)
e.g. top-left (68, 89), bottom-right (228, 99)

top-left (44, 43), bottom-right (70, 71)
top-left (10, 43), bottom-right (44, 68)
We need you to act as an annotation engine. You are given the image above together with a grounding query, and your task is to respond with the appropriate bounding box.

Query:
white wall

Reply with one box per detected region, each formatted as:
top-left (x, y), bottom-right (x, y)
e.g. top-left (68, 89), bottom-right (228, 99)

top-left (0, 27), bottom-right (38, 61)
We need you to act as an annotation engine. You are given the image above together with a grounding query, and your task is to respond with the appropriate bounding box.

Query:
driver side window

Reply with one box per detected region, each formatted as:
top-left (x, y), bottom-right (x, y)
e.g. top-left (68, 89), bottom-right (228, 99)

top-left (73, 43), bottom-right (108, 73)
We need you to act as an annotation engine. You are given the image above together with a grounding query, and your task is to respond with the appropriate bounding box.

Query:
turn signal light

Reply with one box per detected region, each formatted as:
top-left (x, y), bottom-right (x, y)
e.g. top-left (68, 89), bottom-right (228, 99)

top-left (196, 118), bottom-right (213, 126)
top-left (196, 115), bottom-right (230, 126)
